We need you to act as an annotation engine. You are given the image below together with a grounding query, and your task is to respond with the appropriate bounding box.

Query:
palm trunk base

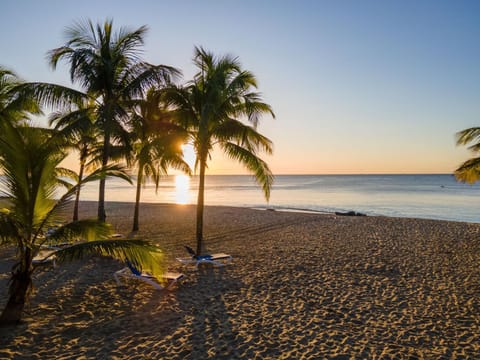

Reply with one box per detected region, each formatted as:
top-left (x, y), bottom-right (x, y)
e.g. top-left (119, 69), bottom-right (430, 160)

top-left (132, 171), bottom-right (143, 232)
top-left (195, 159), bottom-right (206, 256)
top-left (0, 271), bottom-right (32, 326)
top-left (98, 177), bottom-right (107, 222)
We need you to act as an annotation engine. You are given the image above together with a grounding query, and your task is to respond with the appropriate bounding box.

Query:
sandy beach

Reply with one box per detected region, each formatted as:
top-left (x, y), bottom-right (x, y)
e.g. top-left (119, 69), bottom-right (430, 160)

top-left (0, 201), bottom-right (479, 359)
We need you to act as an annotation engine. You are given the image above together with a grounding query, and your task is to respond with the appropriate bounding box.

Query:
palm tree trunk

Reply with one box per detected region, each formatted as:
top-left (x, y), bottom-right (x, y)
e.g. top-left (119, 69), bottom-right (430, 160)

top-left (195, 157), bottom-right (207, 256)
top-left (98, 131), bottom-right (110, 222)
top-left (132, 166), bottom-right (143, 232)
top-left (73, 159), bottom-right (85, 222)
top-left (0, 251), bottom-right (33, 326)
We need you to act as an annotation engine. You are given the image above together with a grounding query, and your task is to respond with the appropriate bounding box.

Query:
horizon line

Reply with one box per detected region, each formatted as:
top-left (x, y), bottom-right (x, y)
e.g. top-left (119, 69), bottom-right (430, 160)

top-left (186, 172), bottom-right (455, 176)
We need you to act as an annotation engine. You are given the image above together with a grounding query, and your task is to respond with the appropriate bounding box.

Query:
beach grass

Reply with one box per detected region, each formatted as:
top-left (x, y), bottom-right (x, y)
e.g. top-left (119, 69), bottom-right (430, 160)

top-left (0, 201), bottom-right (479, 358)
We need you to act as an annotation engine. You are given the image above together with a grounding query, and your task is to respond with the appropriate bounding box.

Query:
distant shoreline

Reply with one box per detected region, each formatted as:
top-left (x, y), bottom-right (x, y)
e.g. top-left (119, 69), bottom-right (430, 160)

top-left (64, 200), bottom-right (477, 225)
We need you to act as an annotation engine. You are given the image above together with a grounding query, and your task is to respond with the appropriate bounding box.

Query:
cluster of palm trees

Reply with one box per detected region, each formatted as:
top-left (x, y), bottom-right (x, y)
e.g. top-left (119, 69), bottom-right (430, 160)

top-left (0, 19), bottom-right (274, 325)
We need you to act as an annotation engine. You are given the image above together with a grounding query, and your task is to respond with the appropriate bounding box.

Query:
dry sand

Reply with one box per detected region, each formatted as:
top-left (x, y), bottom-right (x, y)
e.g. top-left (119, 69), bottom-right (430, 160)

top-left (0, 201), bottom-right (479, 359)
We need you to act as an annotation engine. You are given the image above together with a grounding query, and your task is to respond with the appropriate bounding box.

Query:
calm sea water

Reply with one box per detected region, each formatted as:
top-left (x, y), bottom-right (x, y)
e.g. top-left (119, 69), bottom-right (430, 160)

top-left (73, 174), bottom-right (480, 223)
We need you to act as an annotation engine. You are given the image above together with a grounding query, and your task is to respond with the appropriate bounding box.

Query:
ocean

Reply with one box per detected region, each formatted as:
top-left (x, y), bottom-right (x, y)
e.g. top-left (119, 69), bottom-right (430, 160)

top-left (74, 174), bottom-right (480, 223)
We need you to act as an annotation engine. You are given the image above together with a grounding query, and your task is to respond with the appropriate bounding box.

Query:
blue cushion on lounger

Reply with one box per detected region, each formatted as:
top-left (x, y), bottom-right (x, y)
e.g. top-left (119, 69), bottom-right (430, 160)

top-left (126, 260), bottom-right (142, 276)
top-left (196, 255), bottom-right (213, 261)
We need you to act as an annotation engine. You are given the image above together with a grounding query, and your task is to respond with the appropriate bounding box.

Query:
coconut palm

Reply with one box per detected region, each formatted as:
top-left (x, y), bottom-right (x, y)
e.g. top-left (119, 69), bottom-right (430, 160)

top-left (455, 127), bottom-right (480, 183)
top-left (47, 19), bottom-right (181, 222)
top-left (129, 89), bottom-right (191, 232)
top-left (163, 47), bottom-right (275, 255)
top-left (0, 122), bottom-right (163, 325)
top-left (0, 66), bottom-right (40, 125)
top-left (49, 103), bottom-right (103, 221)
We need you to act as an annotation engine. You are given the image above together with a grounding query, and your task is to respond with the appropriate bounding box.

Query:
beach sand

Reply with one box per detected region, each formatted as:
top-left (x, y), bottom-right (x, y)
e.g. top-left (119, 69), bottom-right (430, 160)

top-left (0, 201), bottom-right (479, 359)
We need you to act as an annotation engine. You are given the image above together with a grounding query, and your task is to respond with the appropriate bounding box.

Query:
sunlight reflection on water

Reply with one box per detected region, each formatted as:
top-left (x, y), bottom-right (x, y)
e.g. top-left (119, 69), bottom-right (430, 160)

top-left (175, 175), bottom-right (191, 205)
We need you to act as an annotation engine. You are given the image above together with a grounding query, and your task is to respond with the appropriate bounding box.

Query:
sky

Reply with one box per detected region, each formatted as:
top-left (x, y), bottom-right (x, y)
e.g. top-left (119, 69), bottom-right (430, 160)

top-left (1, 0), bottom-right (479, 175)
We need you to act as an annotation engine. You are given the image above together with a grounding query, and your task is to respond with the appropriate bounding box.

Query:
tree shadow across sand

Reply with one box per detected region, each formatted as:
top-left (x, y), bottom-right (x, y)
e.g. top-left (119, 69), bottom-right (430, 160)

top-left (176, 265), bottom-right (245, 360)
top-left (0, 256), bottom-right (173, 358)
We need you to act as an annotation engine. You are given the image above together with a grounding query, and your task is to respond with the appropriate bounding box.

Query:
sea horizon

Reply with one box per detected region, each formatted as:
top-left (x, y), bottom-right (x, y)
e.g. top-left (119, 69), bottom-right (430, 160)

top-left (68, 174), bottom-right (480, 224)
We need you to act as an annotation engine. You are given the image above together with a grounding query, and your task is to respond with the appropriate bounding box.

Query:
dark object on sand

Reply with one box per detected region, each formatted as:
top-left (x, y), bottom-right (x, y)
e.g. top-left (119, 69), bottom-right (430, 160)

top-left (335, 211), bottom-right (367, 217)
top-left (185, 245), bottom-right (196, 257)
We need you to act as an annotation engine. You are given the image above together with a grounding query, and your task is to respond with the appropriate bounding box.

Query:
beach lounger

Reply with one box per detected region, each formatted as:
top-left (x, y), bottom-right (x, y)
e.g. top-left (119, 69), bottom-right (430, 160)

top-left (32, 248), bottom-right (57, 267)
top-left (177, 246), bottom-right (233, 269)
top-left (114, 262), bottom-right (184, 291)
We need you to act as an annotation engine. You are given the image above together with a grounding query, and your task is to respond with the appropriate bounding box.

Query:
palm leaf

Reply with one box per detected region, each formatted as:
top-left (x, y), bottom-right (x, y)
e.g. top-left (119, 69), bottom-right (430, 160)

top-left (222, 142), bottom-right (274, 201)
top-left (454, 156), bottom-right (480, 184)
top-left (213, 118), bottom-right (273, 154)
top-left (456, 127), bottom-right (480, 151)
top-left (15, 82), bottom-right (88, 111)
top-left (53, 239), bottom-right (164, 276)
top-left (82, 164), bottom-right (133, 185)
top-left (43, 219), bottom-right (112, 246)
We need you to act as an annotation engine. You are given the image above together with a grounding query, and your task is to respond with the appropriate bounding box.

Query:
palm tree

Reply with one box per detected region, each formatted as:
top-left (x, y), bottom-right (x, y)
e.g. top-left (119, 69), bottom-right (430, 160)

top-left (0, 122), bottom-right (163, 325)
top-left (0, 66), bottom-right (40, 125)
top-left (49, 103), bottom-right (102, 221)
top-left (47, 19), bottom-right (181, 222)
top-left (129, 89), bottom-right (191, 232)
top-left (455, 127), bottom-right (480, 183)
top-left (163, 47), bottom-right (275, 255)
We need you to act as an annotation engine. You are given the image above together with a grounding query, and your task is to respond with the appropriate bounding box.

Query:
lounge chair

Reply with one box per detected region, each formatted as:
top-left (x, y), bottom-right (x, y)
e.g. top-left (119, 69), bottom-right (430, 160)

top-left (176, 246), bottom-right (233, 269)
top-left (114, 262), bottom-right (184, 291)
top-left (32, 248), bottom-right (57, 267)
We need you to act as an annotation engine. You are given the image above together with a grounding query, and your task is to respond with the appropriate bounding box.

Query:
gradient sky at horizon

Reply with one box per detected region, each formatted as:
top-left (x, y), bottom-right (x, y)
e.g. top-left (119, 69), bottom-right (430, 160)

top-left (1, 0), bottom-right (479, 174)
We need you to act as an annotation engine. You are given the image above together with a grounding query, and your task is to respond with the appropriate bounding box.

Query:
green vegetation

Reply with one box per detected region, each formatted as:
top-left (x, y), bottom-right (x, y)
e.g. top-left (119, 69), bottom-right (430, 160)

top-left (455, 127), bottom-right (480, 183)
top-left (0, 122), bottom-right (163, 325)
top-left (47, 19), bottom-right (180, 222)
top-left (128, 88), bottom-right (191, 232)
top-left (163, 47), bottom-right (275, 255)
top-left (0, 19), bottom-right (274, 324)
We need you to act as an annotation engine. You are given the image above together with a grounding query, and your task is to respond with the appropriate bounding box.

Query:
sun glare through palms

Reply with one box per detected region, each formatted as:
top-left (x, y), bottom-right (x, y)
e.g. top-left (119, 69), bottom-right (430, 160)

top-left (175, 175), bottom-right (191, 204)
top-left (173, 144), bottom-right (195, 205)
top-left (181, 143), bottom-right (196, 172)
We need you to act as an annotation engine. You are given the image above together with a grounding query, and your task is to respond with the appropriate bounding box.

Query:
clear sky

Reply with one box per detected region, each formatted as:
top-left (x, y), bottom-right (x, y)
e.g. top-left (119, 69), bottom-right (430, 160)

top-left (1, 0), bottom-right (479, 174)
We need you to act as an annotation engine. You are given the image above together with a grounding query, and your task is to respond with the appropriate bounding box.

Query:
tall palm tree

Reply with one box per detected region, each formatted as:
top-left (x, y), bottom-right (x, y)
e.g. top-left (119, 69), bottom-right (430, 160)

top-left (0, 66), bottom-right (40, 125)
top-left (163, 47), bottom-right (275, 255)
top-left (50, 103), bottom-right (135, 222)
top-left (49, 103), bottom-right (102, 221)
top-left (47, 19), bottom-right (180, 222)
top-left (129, 89), bottom-right (191, 232)
top-left (0, 122), bottom-right (163, 325)
top-left (455, 127), bottom-right (480, 183)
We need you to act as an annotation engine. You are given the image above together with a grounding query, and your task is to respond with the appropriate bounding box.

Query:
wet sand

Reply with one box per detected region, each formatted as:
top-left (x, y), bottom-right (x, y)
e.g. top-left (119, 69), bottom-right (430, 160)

top-left (0, 201), bottom-right (479, 359)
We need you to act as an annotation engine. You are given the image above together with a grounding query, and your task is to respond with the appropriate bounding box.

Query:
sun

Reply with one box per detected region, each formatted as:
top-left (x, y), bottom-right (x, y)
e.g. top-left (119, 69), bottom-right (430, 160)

top-left (181, 143), bottom-right (196, 171)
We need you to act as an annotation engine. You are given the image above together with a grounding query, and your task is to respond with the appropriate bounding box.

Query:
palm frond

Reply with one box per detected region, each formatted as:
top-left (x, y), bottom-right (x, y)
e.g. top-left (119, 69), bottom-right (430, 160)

top-left (456, 127), bottom-right (480, 152)
top-left (454, 156), bottom-right (480, 184)
top-left (213, 118), bottom-right (273, 154)
top-left (456, 127), bottom-right (480, 146)
top-left (43, 219), bottom-right (112, 246)
top-left (55, 167), bottom-right (78, 183)
top-left (0, 67), bottom-right (42, 124)
top-left (222, 142), bottom-right (274, 200)
top-left (82, 164), bottom-right (133, 185)
top-left (122, 63), bottom-right (181, 99)
top-left (16, 82), bottom-right (88, 111)
top-left (54, 239), bottom-right (164, 276)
